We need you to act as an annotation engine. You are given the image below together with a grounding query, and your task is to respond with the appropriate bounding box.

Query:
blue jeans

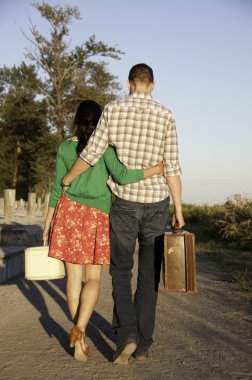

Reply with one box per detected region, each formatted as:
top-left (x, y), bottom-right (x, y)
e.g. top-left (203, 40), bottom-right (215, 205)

top-left (109, 196), bottom-right (170, 354)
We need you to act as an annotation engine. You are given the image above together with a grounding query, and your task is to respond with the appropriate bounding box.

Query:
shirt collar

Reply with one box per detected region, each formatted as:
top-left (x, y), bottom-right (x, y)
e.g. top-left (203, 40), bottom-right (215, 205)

top-left (129, 91), bottom-right (153, 100)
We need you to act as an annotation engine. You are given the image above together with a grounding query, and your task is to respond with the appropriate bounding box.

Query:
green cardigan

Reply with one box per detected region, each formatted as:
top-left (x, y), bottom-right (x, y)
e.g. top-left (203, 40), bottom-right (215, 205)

top-left (49, 139), bottom-right (144, 214)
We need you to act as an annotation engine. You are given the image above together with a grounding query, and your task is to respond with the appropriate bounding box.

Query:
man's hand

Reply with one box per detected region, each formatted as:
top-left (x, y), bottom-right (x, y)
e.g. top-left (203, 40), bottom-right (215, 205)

top-left (62, 157), bottom-right (91, 191)
top-left (60, 178), bottom-right (71, 193)
top-left (171, 209), bottom-right (185, 229)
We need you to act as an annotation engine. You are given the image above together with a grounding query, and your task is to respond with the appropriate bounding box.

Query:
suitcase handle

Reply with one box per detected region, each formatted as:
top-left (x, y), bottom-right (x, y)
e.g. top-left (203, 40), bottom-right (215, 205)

top-left (172, 226), bottom-right (184, 235)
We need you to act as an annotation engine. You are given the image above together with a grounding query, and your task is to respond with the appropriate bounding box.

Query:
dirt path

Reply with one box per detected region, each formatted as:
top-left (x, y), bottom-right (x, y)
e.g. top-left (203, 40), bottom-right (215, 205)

top-left (0, 252), bottom-right (251, 380)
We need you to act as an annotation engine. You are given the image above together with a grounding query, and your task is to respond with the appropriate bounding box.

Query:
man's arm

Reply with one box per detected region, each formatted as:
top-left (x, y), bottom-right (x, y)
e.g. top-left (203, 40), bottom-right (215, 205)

top-left (62, 157), bottom-right (90, 188)
top-left (163, 114), bottom-right (184, 228)
top-left (166, 175), bottom-right (185, 228)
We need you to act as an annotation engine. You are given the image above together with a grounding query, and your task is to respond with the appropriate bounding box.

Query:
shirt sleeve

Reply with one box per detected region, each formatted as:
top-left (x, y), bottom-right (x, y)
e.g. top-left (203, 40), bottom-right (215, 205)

top-left (80, 106), bottom-right (109, 165)
top-left (48, 146), bottom-right (67, 208)
top-left (103, 146), bottom-right (144, 185)
top-left (164, 114), bottom-right (182, 177)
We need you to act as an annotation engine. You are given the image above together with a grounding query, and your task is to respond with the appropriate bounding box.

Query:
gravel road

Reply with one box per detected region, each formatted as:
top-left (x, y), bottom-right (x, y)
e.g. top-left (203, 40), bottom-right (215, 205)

top-left (0, 252), bottom-right (251, 380)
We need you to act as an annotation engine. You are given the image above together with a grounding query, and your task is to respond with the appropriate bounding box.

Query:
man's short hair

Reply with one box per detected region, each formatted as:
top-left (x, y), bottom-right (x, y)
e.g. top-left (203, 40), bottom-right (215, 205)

top-left (128, 63), bottom-right (154, 86)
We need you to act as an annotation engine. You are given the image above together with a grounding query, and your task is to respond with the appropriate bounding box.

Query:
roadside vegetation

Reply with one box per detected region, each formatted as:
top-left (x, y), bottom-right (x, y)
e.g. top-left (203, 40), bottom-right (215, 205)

top-left (179, 195), bottom-right (252, 295)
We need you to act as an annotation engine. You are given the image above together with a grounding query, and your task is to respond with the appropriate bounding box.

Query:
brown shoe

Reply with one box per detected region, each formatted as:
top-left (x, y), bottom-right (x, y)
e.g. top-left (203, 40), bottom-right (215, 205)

top-left (112, 340), bottom-right (137, 364)
top-left (70, 326), bottom-right (89, 362)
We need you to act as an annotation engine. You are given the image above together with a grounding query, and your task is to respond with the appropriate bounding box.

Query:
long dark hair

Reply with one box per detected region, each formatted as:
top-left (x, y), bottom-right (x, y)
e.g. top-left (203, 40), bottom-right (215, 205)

top-left (73, 100), bottom-right (102, 155)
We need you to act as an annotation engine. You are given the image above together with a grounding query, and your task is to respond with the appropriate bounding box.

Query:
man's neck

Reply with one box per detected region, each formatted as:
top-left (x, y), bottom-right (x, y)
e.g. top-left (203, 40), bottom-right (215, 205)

top-left (129, 82), bottom-right (153, 94)
top-left (130, 91), bottom-right (152, 98)
top-left (132, 87), bottom-right (151, 94)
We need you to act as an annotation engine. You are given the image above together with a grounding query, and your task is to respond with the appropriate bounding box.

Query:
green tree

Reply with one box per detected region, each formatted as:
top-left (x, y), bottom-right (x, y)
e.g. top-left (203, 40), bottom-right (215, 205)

top-left (0, 63), bottom-right (56, 199)
top-left (24, 1), bottom-right (123, 142)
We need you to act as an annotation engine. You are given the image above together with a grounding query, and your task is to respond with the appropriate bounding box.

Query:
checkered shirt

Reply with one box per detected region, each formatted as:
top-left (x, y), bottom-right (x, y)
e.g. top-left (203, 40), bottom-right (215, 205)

top-left (80, 92), bottom-right (181, 203)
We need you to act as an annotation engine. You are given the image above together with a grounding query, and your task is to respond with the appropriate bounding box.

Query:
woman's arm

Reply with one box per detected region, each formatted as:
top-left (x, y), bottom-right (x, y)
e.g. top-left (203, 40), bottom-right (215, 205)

top-left (144, 163), bottom-right (164, 179)
top-left (103, 146), bottom-right (163, 185)
top-left (43, 207), bottom-right (55, 242)
top-left (43, 146), bottom-right (68, 241)
top-left (49, 147), bottom-right (68, 207)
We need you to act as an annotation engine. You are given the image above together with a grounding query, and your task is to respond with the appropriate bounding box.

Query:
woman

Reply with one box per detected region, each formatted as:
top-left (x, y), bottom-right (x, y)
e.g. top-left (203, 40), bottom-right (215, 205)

top-left (43, 100), bottom-right (163, 361)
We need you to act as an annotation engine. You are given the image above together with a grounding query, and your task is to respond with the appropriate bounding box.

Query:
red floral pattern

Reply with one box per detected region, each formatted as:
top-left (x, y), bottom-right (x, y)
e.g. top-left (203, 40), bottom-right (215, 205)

top-left (49, 195), bottom-right (110, 264)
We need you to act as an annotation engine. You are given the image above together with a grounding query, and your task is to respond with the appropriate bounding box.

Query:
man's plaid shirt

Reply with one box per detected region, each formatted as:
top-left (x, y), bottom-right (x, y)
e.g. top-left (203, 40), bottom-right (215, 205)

top-left (80, 92), bottom-right (182, 203)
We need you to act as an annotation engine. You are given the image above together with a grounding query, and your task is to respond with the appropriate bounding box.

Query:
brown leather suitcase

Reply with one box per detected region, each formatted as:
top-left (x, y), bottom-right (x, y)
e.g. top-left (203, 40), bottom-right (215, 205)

top-left (163, 230), bottom-right (197, 292)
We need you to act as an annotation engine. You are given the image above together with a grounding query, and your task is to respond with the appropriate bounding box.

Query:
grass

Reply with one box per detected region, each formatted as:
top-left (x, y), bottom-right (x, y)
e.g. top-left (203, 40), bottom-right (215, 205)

top-left (174, 199), bottom-right (252, 302)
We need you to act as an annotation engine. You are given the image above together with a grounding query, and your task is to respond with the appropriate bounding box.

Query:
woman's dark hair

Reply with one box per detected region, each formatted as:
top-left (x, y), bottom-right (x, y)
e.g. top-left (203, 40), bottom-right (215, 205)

top-left (73, 100), bottom-right (102, 155)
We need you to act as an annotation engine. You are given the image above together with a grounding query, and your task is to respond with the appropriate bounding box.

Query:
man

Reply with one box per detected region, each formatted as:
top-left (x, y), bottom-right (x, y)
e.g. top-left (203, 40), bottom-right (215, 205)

top-left (63, 63), bottom-right (185, 364)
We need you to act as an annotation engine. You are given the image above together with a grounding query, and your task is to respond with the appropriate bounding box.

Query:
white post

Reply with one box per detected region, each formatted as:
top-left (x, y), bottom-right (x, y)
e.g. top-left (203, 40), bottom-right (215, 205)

top-left (37, 197), bottom-right (42, 211)
top-left (28, 192), bottom-right (36, 220)
top-left (17, 199), bottom-right (25, 210)
top-left (4, 189), bottom-right (16, 222)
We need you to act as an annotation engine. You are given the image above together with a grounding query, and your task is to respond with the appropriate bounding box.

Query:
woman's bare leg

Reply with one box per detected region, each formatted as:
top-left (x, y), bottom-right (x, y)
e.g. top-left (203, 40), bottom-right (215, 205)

top-left (77, 264), bottom-right (102, 346)
top-left (65, 262), bottom-right (83, 321)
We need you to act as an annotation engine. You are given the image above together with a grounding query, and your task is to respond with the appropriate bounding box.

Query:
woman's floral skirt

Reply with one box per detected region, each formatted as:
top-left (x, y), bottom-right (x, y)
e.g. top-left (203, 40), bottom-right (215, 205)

top-left (49, 195), bottom-right (110, 264)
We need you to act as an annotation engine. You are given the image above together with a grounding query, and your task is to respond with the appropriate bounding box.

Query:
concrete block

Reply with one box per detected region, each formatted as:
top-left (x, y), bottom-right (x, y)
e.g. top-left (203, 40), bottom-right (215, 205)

top-left (0, 246), bottom-right (26, 284)
top-left (0, 224), bottom-right (43, 283)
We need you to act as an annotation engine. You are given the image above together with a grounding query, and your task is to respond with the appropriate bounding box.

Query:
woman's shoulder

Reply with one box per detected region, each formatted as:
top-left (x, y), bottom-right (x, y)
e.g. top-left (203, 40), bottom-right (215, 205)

top-left (59, 137), bottom-right (77, 148)
top-left (58, 137), bottom-right (78, 156)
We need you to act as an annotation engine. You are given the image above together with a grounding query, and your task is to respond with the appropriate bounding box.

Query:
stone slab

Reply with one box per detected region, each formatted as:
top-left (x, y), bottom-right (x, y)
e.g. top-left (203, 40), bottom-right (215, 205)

top-left (0, 245), bottom-right (27, 259)
top-left (0, 225), bottom-right (42, 246)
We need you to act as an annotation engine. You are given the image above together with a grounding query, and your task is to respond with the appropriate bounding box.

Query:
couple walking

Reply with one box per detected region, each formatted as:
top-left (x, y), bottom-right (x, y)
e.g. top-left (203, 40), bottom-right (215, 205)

top-left (43, 63), bottom-right (184, 364)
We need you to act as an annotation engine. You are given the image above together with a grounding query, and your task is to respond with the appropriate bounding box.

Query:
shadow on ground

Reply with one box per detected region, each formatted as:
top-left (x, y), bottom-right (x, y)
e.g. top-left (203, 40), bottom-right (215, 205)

top-left (6, 275), bottom-right (116, 361)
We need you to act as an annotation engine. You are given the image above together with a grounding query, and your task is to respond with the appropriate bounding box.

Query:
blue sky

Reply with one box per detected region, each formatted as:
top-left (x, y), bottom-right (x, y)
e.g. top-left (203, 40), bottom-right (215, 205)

top-left (0, 0), bottom-right (251, 204)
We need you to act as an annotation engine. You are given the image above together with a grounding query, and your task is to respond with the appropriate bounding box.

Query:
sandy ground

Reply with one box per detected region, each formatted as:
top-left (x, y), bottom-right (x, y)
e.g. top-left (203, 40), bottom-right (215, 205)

top-left (0, 251), bottom-right (251, 380)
